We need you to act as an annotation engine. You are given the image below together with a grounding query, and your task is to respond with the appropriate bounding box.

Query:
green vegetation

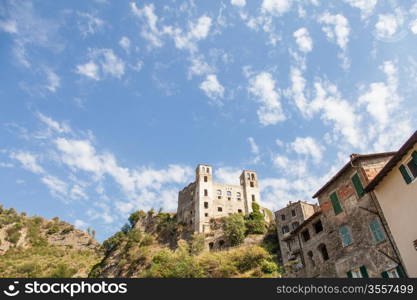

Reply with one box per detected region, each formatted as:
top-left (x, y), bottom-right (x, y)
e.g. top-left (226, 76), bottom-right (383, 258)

top-left (245, 202), bottom-right (266, 235)
top-left (222, 213), bottom-right (246, 246)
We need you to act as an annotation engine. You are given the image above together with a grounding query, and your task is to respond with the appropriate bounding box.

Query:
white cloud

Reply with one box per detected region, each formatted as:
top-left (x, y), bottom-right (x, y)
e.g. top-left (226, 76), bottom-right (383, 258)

top-left (119, 36), bottom-right (131, 53)
top-left (37, 112), bottom-right (71, 134)
top-left (76, 61), bottom-right (100, 80)
top-left (410, 19), bottom-right (417, 34)
top-left (261, 0), bottom-right (292, 16)
top-left (318, 13), bottom-right (350, 50)
top-left (310, 80), bottom-right (361, 148)
top-left (345, 0), bottom-right (378, 19)
top-left (44, 68), bottom-right (60, 92)
top-left (231, 0), bottom-right (246, 7)
top-left (77, 12), bottom-right (104, 37)
top-left (358, 61), bottom-right (400, 129)
top-left (188, 56), bottom-right (214, 79)
top-left (99, 49), bottom-right (125, 78)
top-left (131, 3), bottom-right (164, 47)
top-left (10, 151), bottom-right (44, 174)
top-left (290, 136), bottom-right (325, 163)
top-left (293, 27), bottom-right (313, 53)
top-left (74, 219), bottom-right (88, 229)
top-left (41, 175), bottom-right (68, 198)
top-left (248, 72), bottom-right (286, 125)
top-left (200, 74), bottom-right (225, 101)
top-left (215, 167), bottom-right (241, 185)
top-left (375, 14), bottom-right (403, 39)
top-left (289, 67), bottom-right (309, 117)
top-left (0, 19), bottom-right (18, 33)
top-left (248, 137), bottom-right (260, 155)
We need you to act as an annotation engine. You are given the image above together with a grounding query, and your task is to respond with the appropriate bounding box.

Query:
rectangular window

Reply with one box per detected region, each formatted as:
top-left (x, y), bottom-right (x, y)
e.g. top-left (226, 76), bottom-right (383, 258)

top-left (205, 213), bottom-right (208, 217)
top-left (204, 189), bottom-right (208, 196)
top-left (339, 225), bottom-right (353, 247)
top-left (204, 176), bottom-right (208, 182)
top-left (281, 214), bottom-right (286, 221)
top-left (291, 209), bottom-right (296, 217)
top-left (218, 207), bottom-right (222, 212)
top-left (250, 181), bottom-right (254, 187)
top-left (314, 220), bottom-right (323, 233)
top-left (251, 195), bottom-right (255, 201)
top-left (352, 173), bottom-right (365, 198)
top-left (302, 229), bottom-right (310, 242)
top-left (330, 192), bottom-right (343, 215)
top-left (292, 222), bottom-right (299, 229)
top-left (369, 219), bottom-right (386, 243)
top-left (204, 202), bottom-right (209, 209)
top-left (282, 225), bottom-right (289, 234)
top-left (406, 157), bottom-right (417, 179)
top-left (238, 209), bottom-right (242, 213)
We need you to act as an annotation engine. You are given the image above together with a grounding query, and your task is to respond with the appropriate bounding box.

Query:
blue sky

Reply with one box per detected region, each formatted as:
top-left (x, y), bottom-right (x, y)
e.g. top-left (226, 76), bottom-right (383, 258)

top-left (1, 0), bottom-right (417, 241)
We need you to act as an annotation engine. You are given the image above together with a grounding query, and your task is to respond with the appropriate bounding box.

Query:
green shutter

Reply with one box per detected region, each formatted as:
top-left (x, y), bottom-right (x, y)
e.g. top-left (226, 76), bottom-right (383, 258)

top-left (347, 271), bottom-right (353, 278)
top-left (381, 271), bottom-right (389, 278)
top-left (396, 265), bottom-right (406, 278)
top-left (352, 173), bottom-right (365, 197)
top-left (339, 226), bottom-right (352, 247)
top-left (412, 151), bottom-right (417, 165)
top-left (399, 165), bottom-right (412, 184)
top-left (369, 220), bottom-right (386, 243)
top-left (360, 265), bottom-right (369, 278)
top-left (330, 192), bottom-right (343, 215)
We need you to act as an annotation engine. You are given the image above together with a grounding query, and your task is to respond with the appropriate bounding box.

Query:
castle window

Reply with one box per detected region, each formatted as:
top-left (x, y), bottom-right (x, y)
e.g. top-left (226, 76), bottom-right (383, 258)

top-left (228, 197), bottom-right (231, 200)
top-left (204, 202), bottom-right (208, 209)
top-left (307, 251), bottom-right (315, 267)
top-left (218, 240), bottom-right (225, 249)
top-left (209, 242), bottom-right (214, 250)
top-left (218, 207), bottom-right (222, 212)
top-left (238, 209), bottom-right (242, 213)
top-left (318, 244), bottom-right (329, 261)
top-left (190, 220), bottom-right (192, 225)
top-left (207, 167), bottom-right (210, 173)
top-left (204, 189), bottom-right (208, 196)
top-left (314, 220), bottom-right (323, 233)
top-left (217, 190), bottom-right (222, 195)
top-left (281, 214), bottom-right (286, 221)
top-left (250, 181), bottom-right (254, 187)
top-left (204, 176), bottom-right (208, 182)
top-left (247, 174), bottom-right (250, 180)
top-left (251, 195), bottom-right (255, 201)
top-left (251, 173), bottom-right (255, 180)
top-left (291, 209), bottom-right (296, 217)
top-left (292, 222), bottom-right (299, 230)
top-left (302, 229), bottom-right (310, 242)
top-left (282, 225), bottom-right (289, 234)
top-left (227, 191), bottom-right (232, 196)
top-left (237, 192), bottom-right (241, 197)
top-left (205, 213), bottom-right (208, 217)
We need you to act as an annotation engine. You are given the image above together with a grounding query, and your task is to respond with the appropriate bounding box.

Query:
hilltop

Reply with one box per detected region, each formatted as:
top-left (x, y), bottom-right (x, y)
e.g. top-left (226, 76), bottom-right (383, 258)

top-left (0, 205), bottom-right (102, 277)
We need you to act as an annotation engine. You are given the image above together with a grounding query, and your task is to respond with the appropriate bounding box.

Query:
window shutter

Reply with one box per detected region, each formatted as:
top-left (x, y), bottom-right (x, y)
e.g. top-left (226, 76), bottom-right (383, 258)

top-left (396, 265), bottom-right (406, 278)
top-left (412, 151), bottom-right (417, 165)
top-left (339, 226), bottom-right (352, 246)
top-left (381, 271), bottom-right (389, 278)
top-left (399, 165), bottom-right (412, 184)
top-left (360, 265), bottom-right (369, 278)
top-left (347, 271), bottom-right (353, 278)
top-left (369, 220), bottom-right (386, 243)
top-left (330, 192), bottom-right (343, 215)
top-left (352, 173), bottom-right (365, 197)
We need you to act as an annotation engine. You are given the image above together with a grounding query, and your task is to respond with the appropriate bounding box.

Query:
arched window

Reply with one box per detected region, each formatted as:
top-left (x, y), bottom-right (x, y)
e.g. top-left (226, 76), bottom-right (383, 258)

top-left (307, 251), bottom-right (315, 267)
top-left (251, 173), bottom-right (255, 180)
top-left (218, 240), bottom-right (225, 249)
top-left (227, 191), bottom-right (232, 196)
top-left (318, 244), bottom-right (329, 261)
top-left (217, 190), bottom-right (222, 195)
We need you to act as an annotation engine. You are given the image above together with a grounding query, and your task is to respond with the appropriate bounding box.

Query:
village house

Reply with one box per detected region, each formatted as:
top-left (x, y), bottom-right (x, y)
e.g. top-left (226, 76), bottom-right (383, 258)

top-left (365, 131), bottom-right (417, 277)
top-left (276, 152), bottom-right (407, 278)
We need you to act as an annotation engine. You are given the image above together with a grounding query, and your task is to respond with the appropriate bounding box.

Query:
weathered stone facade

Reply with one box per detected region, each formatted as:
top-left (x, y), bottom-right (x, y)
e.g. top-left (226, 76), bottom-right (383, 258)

top-left (279, 153), bottom-right (406, 278)
top-left (274, 201), bottom-right (318, 266)
top-left (177, 164), bottom-right (270, 233)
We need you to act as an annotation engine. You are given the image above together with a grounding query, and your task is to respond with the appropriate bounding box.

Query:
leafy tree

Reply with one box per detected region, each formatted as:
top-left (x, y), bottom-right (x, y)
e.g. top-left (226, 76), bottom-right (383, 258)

top-left (245, 202), bottom-right (266, 234)
top-left (128, 210), bottom-right (146, 227)
top-left (189, 233), bottom-right (205, 255)
top-left (222, 213), bottom-right (246, 246)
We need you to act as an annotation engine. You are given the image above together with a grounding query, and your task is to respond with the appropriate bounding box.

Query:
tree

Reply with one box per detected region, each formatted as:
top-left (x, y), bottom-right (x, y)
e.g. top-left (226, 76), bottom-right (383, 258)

top-left (245, 202), bottom-right (266, 234)
top-left (189, 233), bottom-right (205, 255)
top-left (222, 213), bottom-right (246, 246)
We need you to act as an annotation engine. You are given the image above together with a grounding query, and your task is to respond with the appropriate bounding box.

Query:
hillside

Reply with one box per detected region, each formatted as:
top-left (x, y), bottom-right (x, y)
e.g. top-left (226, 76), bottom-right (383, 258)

top-left (89, 209), bottom-right (282, 278)
top-left (0, 205), bottom-right (102, 277)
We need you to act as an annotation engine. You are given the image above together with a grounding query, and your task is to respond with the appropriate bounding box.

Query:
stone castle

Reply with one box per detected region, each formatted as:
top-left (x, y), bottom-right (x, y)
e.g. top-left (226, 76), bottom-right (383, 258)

top-left (177, 164), bottom-right (266, 233)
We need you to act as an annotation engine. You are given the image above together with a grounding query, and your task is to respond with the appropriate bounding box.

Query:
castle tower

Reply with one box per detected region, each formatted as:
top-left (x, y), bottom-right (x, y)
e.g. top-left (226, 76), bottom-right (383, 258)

top-left (195, 164), bottom-right (213, 232)
top-left (240, 170), bottom-right (260, 214)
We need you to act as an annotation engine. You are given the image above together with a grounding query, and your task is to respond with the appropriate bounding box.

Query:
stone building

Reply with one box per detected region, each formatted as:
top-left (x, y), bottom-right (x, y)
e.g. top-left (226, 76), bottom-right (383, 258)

top-left (177, 164), bottom-right (270, 233)
top-left (365, 131), bottom-right (417, 277)
top-left (279, 152), bottom-right (407, 278)
top-left (274, 201), bottom-right (318, 266)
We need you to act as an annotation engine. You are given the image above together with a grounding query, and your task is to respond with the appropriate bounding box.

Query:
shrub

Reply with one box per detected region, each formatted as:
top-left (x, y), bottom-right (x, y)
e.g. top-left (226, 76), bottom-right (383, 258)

top-left (245, 202), bottom-right (266, 234)
top-left (47, 224), bottom-right (59, 235)
top-left (50, 263), bottom-right (77, 278)
top-left (189, 233), bottom-right (205, 255)
top-left (6, 224), bottom-right (22, 244)
top-left (61, 226), bottom-right (74, 235)
top-left (261, 260), bottom-right (278, 273)
top-left (102, 231), bottom-right (126, 253)
top-left (17, 263), bottom-right (41, 277)
top-left (222, 214), bottom-right (246, 246)
top-left (128, 210), bottom-right (146, 227)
